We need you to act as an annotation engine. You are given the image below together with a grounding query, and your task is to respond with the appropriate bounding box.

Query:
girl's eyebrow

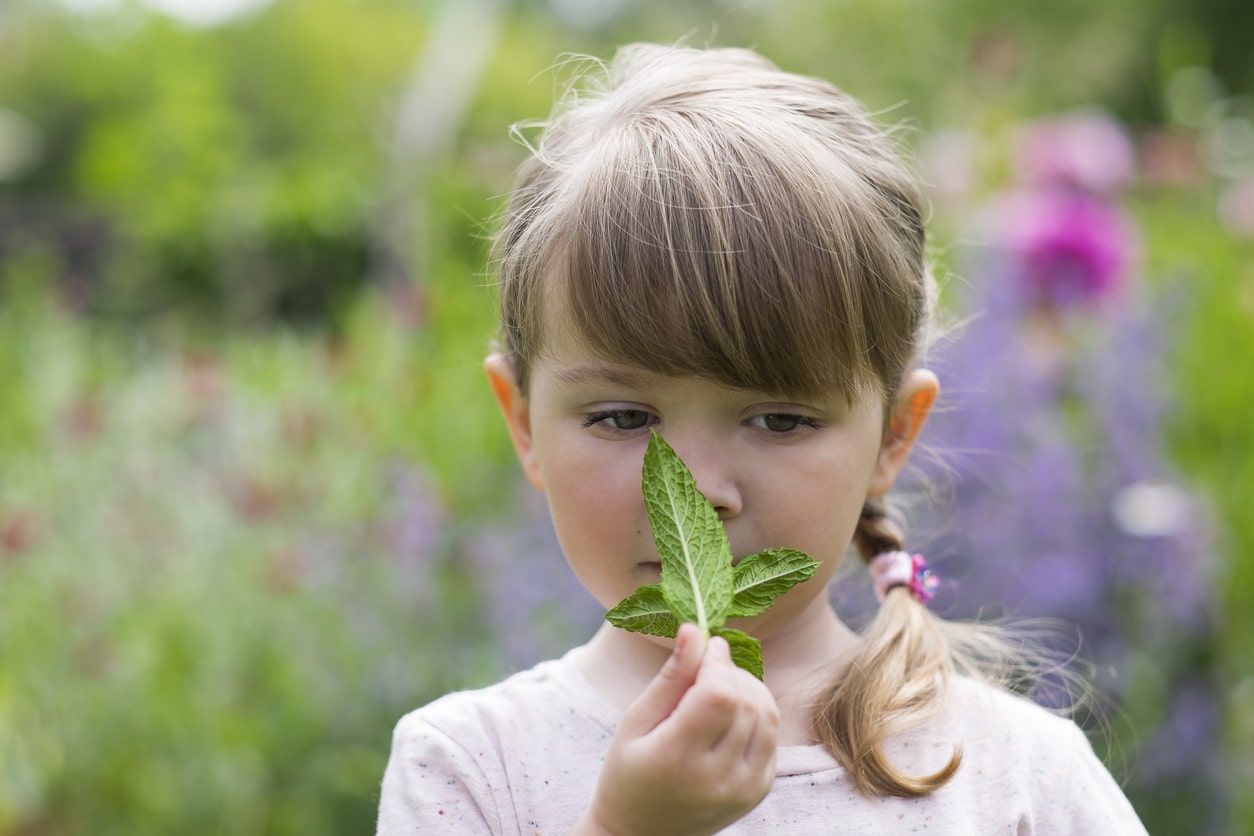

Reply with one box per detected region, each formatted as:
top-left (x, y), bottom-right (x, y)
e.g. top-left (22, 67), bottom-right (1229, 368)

top-left (552, 365), bottom-right (653, 389)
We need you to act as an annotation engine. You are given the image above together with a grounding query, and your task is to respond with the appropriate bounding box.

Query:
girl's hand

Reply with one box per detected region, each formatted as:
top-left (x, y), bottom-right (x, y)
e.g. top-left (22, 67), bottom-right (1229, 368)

top-left (576, 623), bottom-right (780, 836)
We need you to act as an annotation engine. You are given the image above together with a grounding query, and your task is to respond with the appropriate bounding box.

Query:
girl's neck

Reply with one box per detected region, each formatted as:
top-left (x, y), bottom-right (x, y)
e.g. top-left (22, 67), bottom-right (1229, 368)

top-left (575, 596), bottom-right (860, 747)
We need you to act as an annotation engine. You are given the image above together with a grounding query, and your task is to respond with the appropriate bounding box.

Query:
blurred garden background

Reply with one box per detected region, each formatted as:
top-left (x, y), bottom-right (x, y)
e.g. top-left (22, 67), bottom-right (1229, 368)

top-left (1, 0), bottom-right (1252, 832)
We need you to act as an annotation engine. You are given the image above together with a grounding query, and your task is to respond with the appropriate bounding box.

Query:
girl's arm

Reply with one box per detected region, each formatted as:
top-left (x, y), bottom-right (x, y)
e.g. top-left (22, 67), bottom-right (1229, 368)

top-left (573, 623), bottom-right (780, 836)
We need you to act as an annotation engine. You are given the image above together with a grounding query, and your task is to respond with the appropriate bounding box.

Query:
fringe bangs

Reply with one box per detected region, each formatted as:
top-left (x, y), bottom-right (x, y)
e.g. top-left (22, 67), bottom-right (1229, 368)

top-left (505, 99), bottom-right (923, 405)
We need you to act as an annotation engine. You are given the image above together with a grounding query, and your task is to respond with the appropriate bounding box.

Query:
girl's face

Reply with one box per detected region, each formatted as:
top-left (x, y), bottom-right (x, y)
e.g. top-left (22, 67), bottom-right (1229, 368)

top-left (486, 327), bottom-right (933, 642)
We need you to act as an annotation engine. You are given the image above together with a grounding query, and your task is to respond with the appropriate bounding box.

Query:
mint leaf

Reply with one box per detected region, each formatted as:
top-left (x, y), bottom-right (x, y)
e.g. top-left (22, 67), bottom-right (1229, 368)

top-left (711, 627), bottom-right (764, 680)
top-left (605, 584), bottom-right (679, 638)
top-left (728, 548), bottom-right (820, 618)
top-left (606, 429), bottom-right (818, 680)
top-left (643, 431), bottom-right (733, 635)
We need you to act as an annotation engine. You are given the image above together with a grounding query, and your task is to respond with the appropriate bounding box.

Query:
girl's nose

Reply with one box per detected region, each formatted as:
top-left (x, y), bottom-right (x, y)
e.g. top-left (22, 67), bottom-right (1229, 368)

top-left (669, 438), bottom-right (743, 520)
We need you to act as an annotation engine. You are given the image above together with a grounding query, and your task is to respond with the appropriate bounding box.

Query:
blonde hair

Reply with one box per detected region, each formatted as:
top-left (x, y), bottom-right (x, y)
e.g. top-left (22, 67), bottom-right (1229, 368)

top-left (492, 43), bottom-right (1028, 797)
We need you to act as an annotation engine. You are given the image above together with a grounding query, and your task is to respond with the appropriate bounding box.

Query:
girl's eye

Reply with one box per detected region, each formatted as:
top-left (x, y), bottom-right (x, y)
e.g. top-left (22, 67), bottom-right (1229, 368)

top-left (753, 414), bottom-right (821, 433)
top-left (582, 409), bottom-right (653, 432)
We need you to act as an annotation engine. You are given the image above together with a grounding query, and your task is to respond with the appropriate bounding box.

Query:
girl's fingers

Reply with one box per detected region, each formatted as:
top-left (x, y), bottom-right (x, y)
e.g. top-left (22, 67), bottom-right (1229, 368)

top-left (672, 636), bottom-right (774, 752)
top-left (590, 632), bottom-right (779, 835)
top-left (666, 636), bottom-right (735, 744)
top-left (708, 670), bottom-right (778, 764)
top-left (742, 692), bottom-right (780, 775)
top-left (618, 623), bottom-right (704, 738)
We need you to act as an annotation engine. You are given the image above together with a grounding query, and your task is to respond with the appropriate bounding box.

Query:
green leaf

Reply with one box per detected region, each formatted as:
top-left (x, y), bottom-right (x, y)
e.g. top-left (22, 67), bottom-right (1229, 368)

top-left (728, 548), bottom-right (821, 618)
top-left (710, 627), bottom-right (764, 680)
top-left (604, 585), bottom-right (679, 638)
top-left (643, 430), bottom-right (733, 634)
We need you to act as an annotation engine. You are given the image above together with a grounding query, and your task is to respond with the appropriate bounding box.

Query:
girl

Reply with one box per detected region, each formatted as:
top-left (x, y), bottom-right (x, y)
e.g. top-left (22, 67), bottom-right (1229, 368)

top-left (377, 43), bottom-right (1148, 834)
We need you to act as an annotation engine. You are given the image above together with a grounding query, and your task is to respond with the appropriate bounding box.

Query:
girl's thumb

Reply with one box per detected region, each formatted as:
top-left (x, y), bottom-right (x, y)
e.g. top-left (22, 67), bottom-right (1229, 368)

top-left (618, 623), bottom-right (703, 737)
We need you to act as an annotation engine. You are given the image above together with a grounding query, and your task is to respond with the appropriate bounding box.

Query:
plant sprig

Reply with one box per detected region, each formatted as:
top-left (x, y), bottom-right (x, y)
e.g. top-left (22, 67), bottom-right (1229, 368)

top-left (605, 431), bottom-right (820, 679)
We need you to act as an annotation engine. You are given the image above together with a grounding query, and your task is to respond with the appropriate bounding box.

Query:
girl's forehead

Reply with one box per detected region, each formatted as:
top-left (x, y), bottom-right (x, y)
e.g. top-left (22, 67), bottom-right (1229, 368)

top-left (532, 325), bottom-right (669, 388)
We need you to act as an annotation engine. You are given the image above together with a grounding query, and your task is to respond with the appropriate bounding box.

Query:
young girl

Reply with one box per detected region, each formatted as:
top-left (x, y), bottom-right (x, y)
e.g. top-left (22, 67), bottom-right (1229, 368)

top-left (377, 43), bottom-right (1148, 834)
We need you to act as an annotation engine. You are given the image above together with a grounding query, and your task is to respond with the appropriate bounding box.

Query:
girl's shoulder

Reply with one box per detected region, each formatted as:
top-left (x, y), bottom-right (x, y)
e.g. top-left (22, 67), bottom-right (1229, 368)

top-left (392, 646), bottom-right (619, 756)
top-left (940, 674), bottom-right (1095, 764)
top-left (948, 674), bottom-right (1081, 730)
top-left (871, 674), bottom-right (1091, 788)
top-left (925, 675), bottom-right (1146, 831)
top-left (379, 650), bottom-right (621, 832)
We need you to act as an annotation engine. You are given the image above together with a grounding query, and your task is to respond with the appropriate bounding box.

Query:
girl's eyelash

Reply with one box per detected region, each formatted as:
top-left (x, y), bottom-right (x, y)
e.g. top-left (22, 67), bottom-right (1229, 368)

top-left (580, 410), bottom-right (653, 431)
top-left (580, 411), bottom-right (610, 428)
top-left (755, 413), bottom-right (825, 433)
top-left (747, 413), bottom-right (827, 436)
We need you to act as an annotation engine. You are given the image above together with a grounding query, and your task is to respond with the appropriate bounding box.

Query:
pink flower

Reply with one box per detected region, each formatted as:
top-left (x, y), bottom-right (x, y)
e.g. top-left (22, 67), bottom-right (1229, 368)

top-left (990, 188), bottom-right (1138, 308)
top-left (1014, 109), bottom-right (1137, 194)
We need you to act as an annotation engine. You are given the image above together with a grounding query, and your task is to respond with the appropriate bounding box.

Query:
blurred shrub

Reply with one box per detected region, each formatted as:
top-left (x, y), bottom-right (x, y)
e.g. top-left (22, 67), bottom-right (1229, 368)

top-left (5, 0), bottom-right (1248, 329)
top-left (1142, 192), bottom-right (1254, 831)
top-left (0, 0), bottom-right (427, 325)
top-left (0, 260), bottom-right (602, 832)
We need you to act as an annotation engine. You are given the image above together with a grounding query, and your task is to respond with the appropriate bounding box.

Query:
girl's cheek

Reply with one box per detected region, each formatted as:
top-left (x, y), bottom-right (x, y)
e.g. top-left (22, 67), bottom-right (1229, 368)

top-left (551, 460), bottom-right (643, 531)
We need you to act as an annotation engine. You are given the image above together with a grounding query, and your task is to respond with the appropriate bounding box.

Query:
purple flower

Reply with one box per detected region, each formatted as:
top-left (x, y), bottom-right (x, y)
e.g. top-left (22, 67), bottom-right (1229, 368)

top-left (1013, 109), bottom-right (1138, 194)
top-left (909, 187), bottom-right (1222, 822)
top-left (986, 188), bottom-right (1138, 309)
top-left (381, 461), bottom-right (446, 603)
top-left (464, 486), bottom-right (604, 668)
top-left (1136, 681), bottom-right (1223, 791)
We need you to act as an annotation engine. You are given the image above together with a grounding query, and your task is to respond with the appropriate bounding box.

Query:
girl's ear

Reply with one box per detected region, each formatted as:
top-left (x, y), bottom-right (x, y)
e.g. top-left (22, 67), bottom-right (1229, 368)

top-left (484, 353), bottom-right (545, 490)
top-left (868, 369), bottom-right (939, 498)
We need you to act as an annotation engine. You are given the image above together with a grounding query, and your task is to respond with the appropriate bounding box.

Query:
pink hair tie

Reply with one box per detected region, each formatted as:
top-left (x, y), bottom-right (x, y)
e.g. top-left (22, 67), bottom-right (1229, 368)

top-left (869, 551), bottom-right (938, 604)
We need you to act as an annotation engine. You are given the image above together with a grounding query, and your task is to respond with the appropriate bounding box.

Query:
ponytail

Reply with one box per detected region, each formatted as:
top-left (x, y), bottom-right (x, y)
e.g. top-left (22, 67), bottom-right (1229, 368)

top-left (815, 496), bottom-right (961, 796)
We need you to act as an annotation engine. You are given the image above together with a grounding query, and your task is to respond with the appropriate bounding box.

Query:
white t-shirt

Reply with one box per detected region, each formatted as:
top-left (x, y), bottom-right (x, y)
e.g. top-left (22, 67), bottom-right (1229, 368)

top-left (376, 647), bottom-right (1148, 834)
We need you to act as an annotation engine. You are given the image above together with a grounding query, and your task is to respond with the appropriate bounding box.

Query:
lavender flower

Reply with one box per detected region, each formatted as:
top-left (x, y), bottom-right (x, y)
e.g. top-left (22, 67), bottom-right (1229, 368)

top-left (912, 175), bottom-right (1223, 825)
top-left (381, 460), bottom-right (446, 605)
top-left (464, 486), bottom-right (604, 669)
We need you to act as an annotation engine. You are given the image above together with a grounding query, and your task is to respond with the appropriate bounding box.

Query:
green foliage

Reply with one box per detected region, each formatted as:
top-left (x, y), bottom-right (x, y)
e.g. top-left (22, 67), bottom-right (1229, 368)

top-left (1137, 191), bottom-right (1254, 824)
top-left (0, 0), bottom-right (1207, 327)
top-left (1, 0), bottom-right (427, 324)
top-left (0, 281), bottom-right (512, 833)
